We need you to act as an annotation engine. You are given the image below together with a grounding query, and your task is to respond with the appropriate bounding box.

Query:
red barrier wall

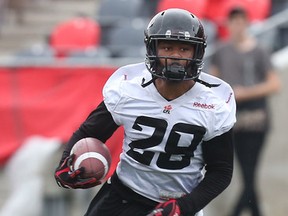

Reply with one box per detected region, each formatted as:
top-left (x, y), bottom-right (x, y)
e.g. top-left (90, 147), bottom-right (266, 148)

top-left (0, 66), bottom-right (123, 177)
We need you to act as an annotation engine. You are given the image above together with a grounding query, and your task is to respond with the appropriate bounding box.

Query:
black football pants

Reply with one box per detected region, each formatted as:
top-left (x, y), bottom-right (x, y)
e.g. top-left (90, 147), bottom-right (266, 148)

top-left (84, 174), bottom-right (157, 216)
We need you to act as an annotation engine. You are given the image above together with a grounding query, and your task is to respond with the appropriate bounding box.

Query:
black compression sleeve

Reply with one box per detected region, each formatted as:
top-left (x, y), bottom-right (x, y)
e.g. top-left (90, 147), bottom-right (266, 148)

top-left (60, 101), bottom-right (119, 162)
top-left (177, 128), bottom-right (234, 215)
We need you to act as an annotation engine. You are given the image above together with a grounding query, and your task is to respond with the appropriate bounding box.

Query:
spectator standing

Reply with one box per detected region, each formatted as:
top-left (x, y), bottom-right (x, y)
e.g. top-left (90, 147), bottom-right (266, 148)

top-left (209, 7), bottom-right (281, 216)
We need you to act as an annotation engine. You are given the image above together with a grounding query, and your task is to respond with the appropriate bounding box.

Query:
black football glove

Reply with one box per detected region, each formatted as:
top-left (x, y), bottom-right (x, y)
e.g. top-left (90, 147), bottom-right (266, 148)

top-left (54, 154), bottom-right (101, 189)
top-left (147, 199), bottom-right (181, 216)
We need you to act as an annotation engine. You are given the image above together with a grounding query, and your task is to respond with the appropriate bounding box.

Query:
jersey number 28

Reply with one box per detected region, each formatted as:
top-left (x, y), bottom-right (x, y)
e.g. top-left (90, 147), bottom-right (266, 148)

top-left (127, 116), bottom-right (206, 170)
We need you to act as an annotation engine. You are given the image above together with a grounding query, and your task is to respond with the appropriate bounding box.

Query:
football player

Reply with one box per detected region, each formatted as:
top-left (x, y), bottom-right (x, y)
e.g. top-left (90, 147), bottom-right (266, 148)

top-left (55, 8), bottom-right (236, 216)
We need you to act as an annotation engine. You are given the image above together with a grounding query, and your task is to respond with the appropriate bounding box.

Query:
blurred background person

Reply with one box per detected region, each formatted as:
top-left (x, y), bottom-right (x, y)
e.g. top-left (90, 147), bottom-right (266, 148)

top-left (209, 6), bottom-right (281, 216)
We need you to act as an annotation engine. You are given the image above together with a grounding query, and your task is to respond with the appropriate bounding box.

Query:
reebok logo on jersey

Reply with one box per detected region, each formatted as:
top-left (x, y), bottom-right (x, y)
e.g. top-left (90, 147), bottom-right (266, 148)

top-left (163, 105), bottom-right (172, 114)
top-left (193, 102), bottom-right (215, 109)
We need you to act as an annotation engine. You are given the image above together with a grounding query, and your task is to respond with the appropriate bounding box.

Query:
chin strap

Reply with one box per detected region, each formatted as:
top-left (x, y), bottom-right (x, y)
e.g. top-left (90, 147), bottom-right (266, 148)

top-left (195, 78), bottom-right (221, 88)
top-left (141, 77), bottom-right (157, 88)
top-left (141, 77), bottom-right (220, 88)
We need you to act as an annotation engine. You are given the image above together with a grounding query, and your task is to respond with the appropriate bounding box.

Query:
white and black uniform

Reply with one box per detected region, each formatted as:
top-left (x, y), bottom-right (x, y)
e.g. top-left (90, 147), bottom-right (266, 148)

top-left (62, 62), bottom-right (236, 216)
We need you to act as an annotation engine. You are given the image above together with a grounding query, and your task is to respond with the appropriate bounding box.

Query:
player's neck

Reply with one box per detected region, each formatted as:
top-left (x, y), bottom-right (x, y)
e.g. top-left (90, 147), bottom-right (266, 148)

top-left (154, 79), bottom-right (195, 101)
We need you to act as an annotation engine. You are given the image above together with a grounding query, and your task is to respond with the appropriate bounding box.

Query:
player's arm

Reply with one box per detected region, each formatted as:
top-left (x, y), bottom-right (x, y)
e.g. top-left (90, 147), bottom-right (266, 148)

top-left (55, 101), bottom-right (119, 189)
top-left (60, 101), bottom-right (119, 162)
top-left (177, 128), bottom-right (234, 215)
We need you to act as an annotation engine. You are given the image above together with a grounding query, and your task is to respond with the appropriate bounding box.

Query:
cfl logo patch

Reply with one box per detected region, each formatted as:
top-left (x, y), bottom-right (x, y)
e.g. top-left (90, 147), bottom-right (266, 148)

top-left (163, 105), bottom-right (172, 114)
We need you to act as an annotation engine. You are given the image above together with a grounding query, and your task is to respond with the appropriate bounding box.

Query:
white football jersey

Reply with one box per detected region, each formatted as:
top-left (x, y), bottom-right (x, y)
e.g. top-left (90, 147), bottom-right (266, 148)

top-left (103, 62), bottom-right (236, 204)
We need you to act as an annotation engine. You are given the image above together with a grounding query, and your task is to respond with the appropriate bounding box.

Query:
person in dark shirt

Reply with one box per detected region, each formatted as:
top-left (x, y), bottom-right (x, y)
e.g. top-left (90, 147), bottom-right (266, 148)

top-left (210, 7), bottom-right (281, 216)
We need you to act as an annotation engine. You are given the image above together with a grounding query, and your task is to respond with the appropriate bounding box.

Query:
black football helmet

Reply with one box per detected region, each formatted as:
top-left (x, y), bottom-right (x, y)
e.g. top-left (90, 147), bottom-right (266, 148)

top-left (144, 8), bottom-right (207, 83)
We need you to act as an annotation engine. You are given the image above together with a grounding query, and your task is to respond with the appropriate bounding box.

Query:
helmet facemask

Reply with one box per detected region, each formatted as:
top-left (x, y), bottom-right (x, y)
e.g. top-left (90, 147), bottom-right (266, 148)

top-left (145, 36), bottom-right (205, 81)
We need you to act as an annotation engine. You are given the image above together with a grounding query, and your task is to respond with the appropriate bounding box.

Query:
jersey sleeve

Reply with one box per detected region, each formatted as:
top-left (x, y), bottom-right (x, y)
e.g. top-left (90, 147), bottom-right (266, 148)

top-left (212, 100), bottom-right (236, 138)
top-left (103, 63), bottom-right (146, 125)
top-left (201, 73), bottom-right (236, 140)
top-left (103, 77), bottom-right (123, 125)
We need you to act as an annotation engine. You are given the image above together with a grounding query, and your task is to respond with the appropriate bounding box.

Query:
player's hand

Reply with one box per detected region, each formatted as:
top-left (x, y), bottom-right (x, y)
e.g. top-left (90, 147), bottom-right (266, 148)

top-left (54, 154), bottom-right (101, 189)
top-left (147, 199), bottom-right (181, 216)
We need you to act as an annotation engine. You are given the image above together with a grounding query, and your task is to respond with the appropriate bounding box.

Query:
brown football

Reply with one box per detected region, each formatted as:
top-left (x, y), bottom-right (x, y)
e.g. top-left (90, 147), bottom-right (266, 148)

top-left (70, 137), bottom-right (111, 180)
